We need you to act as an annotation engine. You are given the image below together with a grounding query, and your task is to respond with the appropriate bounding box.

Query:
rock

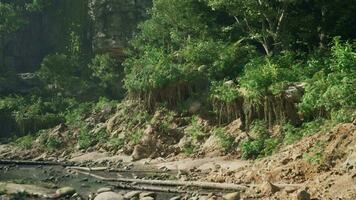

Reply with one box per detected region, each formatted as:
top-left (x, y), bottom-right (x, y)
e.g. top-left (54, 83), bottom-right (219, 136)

top-left (139, 192), bottom-right (156, 198)
top-left (169, 196), bottom-right (181, 200)
top-left (56, 187), bottom-right (76, 197)
top-left (201, 134), bottom-right (224, 156)
top-left (140, 197), bottom-right (154, 200)
top-left (107, 114), bottom-right (121, 133)
top-left (260, 181), bottom-right (280, 196)
top-left (188, 101), bottom-right (202, 114)
top-left (124, 191), bottom-right (141, 199)
top-left (343, 152), bottom-right (356, 170)
top-left (131, 126), bottom-right (158, 161)
top-left (97, 187), bottom-right (112, 194)
top-left (94, 192), bottom-right (123, 200)
top-left (295, 189), bottom-right (310, 200)
top-left (222, 192), bottom-right (240, 200)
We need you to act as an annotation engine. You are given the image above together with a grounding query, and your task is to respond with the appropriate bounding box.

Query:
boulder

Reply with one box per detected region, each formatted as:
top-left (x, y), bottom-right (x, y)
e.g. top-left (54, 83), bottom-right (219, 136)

top-left (295, 189), bottom-right (310, 200)
top-left (188, 101), bottom-right (202, 114)
top-left (140, 197), bottom-right (154, 200)
top-left (107, 114), bottom-right (121, 133)
top-left (94, 192), bottom-right (123, 200)
top-left (223, 192), bottom-right (240, 200)
top-left (56, 187), bottom-right (76, 197)
top-left (139, 192), bottom-right (156, 198)
top-left (201, 134), bottom-right (223, 156)
top-left (260, 181), bottom-right (280, 196)
top-left (97, 187), bottom-right (112, 194)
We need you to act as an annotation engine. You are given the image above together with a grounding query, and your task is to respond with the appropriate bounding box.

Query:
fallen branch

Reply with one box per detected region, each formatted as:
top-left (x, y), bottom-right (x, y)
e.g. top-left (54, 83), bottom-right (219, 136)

top-left (75, 170), bottom-right (248, 191)
top-left (112, 182), bottom-right (199, 194)
top-left (66, 166), bottom-right (166, 173)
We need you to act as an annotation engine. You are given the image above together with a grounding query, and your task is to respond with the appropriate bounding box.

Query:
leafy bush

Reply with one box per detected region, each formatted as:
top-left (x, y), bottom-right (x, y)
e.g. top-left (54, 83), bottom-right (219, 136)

top-left (14, 135), bottom-right (36, 149)
top-left (300, 38), bottom-right (356, 118)
top-left (283, 123), bottom-right (303, 144)
top-left (241, 121), bottom-right (280, 159)
top-left (130, 130), bottom-right (144, 145)
top-left (108, 137), bottom-right (125, 150)
top-left (214, 128), bottom-right (235, 152)
top-left (37, 54), bottom-right (88, 96)
top-left (89, 54), bottom-right (121, 97)
top-left (0, 95), bottom-right (66, 135)
top-left (45, 137), bottom-right (63, 150)
top-left (78, 125), bottom-right (108, 150)
top-left (303, 140), bottom-right (326, 164)
top-left (186, 116), bottom-right (205, 142)
top-left (239, 53), bottom-right (301, 101)
top-left (210, 80), bottom-right (240, 103)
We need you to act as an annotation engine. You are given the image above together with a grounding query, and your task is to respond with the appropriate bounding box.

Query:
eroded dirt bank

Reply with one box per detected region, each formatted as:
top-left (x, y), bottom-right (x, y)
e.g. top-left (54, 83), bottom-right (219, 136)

top-left (1, 122), bottom-right (356, 199)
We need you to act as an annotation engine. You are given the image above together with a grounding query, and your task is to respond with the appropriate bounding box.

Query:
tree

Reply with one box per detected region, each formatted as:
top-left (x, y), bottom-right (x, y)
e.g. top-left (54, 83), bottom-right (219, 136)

top-left (203, 0), bottom-right (296, 55)
top-left (0, 2), bottom-right (25, 71)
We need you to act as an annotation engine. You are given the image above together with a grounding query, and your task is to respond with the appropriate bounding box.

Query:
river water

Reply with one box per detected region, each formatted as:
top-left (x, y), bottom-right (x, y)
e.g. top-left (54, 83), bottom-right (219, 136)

top-left (0, 164), bottom-right (180, 199)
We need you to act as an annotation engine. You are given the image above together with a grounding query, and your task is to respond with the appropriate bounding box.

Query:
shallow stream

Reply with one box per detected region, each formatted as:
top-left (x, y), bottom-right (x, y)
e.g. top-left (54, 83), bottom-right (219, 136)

top-left (0, 164), bottom-right (180, 199)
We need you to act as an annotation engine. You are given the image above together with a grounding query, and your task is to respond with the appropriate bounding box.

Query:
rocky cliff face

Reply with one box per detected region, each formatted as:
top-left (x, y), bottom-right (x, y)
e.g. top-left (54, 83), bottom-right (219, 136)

top-left (89, 0), bottom-right (152, 58)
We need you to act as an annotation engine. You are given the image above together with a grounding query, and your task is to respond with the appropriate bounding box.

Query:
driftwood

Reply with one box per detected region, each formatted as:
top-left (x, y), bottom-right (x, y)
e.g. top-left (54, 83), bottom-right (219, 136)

top-left (66, 166), bottom-right (166, 173)
top-left (112, 182), bottom-right (198, 194)
top-left (74, 170), bottom-right (248, 191)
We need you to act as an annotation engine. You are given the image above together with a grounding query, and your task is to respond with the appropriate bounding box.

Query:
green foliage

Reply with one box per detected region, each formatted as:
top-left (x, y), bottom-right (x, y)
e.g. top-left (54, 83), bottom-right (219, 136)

top-left (0, 3), bottom-right (25, 35)
top-left (183, 144), bottom-right (197, 156)
top-left (303, 140), bottom-right (326, 164)
top-left (89, 54), bottom-right (120, 97)
top-left (77, 126), bottom-right (108, 150)
top-left (283, 123), bottom-right (303, 144)
top-left (130, 130), bottom-right (144, 145)
top-left (108, 137), bottom-right (125, 150)
top-left (186, 116), bottom-right (205, 142)
top-left (214, 128), bottom-right (235, 152)
top-left (64, 101), bottom-right (93, 126)
top-left (93, 97), bottom-right (119, 113)
top-left (0, 96), bottom-right (66, 135)
top-left (300, 38), bottom-right (356, 118)
top-left (210, 80), bottom-right (239, 103)
top-left (241, 121), bottom-right (280, 159)
top-left (14, 135), bottom-right (36, 149)
top-left (45, 137), bottom-right (63, 150)
top-left (37, 54), bottom-right (88, 96)
top-left (240, 54), bottom-right (301, 100)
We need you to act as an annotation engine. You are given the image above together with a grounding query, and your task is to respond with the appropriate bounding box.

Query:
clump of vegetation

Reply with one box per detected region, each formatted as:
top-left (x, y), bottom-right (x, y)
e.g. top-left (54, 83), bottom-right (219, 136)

top-left (13, 135), bottom-right (36, 149)
top-left (303, 140), bottom-right (327, 164)
top-left (213, 128), bottom-right (235, 152)
top-left (186, 116), bottom-right (206, 142)
top-left (241, 121), bottom-right (280, 159)
top-left (77, 125), bottom-right (108, 150)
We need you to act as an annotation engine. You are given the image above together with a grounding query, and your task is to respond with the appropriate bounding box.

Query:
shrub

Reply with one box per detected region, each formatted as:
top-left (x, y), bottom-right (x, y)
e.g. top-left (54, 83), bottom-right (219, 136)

top-left (283, 123), bottom-right (303, 144)
top-left (78, 125), bottom-right (108, 150)
top-left (108, 137), bottom-right (125, 150)
top-left (214, 128), bottom-right (235, 152)
top-left (300, 38), bottom-right (356, 118)
top-left (88, 54), bottom-right (121, 97)
top-left (186, 116), bottom-right (205, 142)
top-left (130, 130), bottom-right (144, 145)
top-left (37, 54), bottom-right (88, 96)
top-left (241, 121), bottom-right (280, 159)
top-left (14, 135), bottom-right (36, 149)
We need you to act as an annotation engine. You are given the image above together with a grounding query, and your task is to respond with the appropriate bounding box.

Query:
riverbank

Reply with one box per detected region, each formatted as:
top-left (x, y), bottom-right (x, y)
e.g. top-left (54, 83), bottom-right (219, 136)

top-left (1, 122), bottom-right (356, 199)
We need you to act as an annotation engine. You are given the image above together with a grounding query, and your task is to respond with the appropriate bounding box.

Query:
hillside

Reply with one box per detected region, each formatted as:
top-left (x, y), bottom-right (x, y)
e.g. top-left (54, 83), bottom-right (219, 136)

top-left (0, 0), bottom-right (356, 200)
